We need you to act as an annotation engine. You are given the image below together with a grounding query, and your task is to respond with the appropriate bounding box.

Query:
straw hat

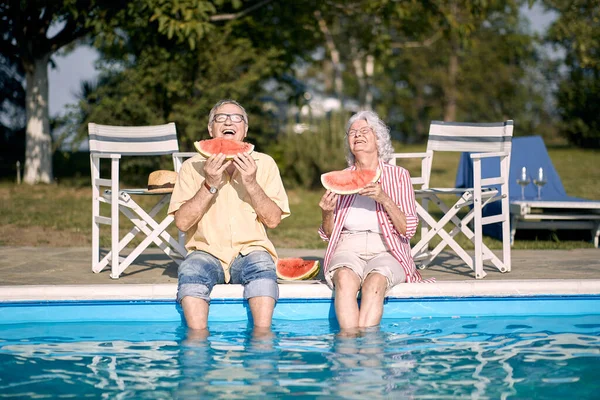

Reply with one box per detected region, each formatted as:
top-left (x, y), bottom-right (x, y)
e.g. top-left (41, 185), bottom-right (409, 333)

top-left (147, 170), bottom-right (177, 194)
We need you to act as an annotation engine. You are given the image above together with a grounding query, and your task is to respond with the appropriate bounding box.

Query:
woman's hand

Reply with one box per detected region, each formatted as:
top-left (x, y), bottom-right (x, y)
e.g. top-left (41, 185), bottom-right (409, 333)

top-left (319, 190), bottom-right (338, 213)
top-left (203, 153), bottom-right (230, 187)
top-left (319, 190), bottom-right (337, 238)
top-left (359, 182), bottom-right (389, 204)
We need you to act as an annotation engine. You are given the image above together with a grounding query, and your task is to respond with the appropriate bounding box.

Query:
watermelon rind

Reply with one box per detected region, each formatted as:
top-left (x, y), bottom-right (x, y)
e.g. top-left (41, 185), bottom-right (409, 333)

top-left (320, 168), bottom-right (381, 195)
top-left (276, 258), bottom-right (320, 281)
top-left (194, 138), bottom-right (255, 160)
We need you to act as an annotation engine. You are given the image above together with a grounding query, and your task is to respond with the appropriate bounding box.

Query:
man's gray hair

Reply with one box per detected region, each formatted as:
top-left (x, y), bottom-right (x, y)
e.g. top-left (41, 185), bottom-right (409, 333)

top-left (344, 110), bottom-right (394, 166)
top-left (208, 99), bottom-right (249, 125)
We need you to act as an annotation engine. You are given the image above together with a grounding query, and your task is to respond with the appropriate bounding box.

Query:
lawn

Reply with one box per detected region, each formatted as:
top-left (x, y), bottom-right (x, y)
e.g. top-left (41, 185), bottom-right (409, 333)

top-left (1, 144), bottom-right (599, 250)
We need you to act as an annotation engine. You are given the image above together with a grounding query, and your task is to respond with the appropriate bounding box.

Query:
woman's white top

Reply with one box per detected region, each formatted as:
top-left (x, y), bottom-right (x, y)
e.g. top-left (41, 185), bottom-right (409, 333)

top-left (342, 194), bottom-right (381, 233)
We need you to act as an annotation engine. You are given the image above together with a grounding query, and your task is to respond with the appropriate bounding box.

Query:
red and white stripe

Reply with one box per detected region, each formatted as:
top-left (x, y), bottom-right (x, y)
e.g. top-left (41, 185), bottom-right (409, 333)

top-left (319, 161), bottom-right (435, 283)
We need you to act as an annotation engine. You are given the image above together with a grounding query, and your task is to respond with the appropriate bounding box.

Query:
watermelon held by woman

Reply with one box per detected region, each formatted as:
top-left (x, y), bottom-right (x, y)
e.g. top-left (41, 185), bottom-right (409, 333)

top-left (276, 258), bottom-right (321, 281)
top-left (320, 168), bottom-right (381, 195)
top-left (194, 137), bottom-right (254, 159)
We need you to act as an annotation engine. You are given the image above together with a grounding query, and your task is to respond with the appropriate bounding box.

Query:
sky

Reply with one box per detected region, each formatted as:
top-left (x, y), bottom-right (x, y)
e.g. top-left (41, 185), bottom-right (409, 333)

top-left (47, 4), bottom-right (557, 117)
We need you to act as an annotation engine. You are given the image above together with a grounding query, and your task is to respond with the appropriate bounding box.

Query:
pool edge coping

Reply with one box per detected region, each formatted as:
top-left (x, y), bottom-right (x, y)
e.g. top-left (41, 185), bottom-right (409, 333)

top-left (2, 279), bottom-right (600, 301)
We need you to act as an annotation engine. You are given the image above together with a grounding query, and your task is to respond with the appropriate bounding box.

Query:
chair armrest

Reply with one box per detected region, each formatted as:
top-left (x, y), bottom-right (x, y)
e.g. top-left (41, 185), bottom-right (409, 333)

top-left (91, 153), bottom-right (122, 159)
top-left (172, 152), bottom-right (197, 158)
top-left (172, 152), bottom-right (198, 173)
top-left (392, 152), bottom-right (430, 160)
top-left (391, 151), bottom-right (433, 186)
top-left (470, 151), bottom-right (509, 160)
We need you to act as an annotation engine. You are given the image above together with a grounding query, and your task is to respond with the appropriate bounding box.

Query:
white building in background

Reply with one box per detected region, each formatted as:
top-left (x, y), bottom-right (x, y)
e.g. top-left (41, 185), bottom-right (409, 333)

top-left (279, 92), bottom-right (360, 134)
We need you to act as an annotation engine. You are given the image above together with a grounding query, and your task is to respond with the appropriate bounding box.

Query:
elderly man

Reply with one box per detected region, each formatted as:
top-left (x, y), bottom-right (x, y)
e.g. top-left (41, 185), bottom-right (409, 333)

top-left (169, 99), bottom-right (290, 332)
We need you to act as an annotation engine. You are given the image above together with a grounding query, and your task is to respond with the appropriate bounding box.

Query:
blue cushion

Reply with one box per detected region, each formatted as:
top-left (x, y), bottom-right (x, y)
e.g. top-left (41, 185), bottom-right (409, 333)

top-left (455, 135), bottom-right (594, 239)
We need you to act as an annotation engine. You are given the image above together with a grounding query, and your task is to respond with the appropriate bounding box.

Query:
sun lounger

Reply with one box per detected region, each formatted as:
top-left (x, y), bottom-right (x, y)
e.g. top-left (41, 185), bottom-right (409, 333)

top-left (456, 136), bottom-right (600, 247)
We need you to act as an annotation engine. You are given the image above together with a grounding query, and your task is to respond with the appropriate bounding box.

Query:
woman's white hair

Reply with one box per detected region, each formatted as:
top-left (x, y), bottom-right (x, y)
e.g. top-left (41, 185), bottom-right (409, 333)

top-left (344, 110), bottom-right (394, 166)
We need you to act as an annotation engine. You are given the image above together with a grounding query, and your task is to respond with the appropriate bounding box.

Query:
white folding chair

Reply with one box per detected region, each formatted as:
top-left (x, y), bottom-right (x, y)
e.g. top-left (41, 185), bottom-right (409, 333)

top-left (88, 122), bottom-right (194, 279)
top-left (392, 120), bottom-right (514, 279)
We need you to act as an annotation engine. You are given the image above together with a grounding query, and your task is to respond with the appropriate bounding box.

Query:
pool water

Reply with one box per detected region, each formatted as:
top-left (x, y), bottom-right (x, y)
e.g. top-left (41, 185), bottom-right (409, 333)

top-left (1, 315), bottom-right (599, 399)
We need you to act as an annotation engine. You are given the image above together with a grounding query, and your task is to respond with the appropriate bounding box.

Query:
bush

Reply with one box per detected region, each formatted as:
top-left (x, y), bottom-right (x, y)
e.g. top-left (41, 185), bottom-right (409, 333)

top-left (272, 112), bottom-right (349, 189)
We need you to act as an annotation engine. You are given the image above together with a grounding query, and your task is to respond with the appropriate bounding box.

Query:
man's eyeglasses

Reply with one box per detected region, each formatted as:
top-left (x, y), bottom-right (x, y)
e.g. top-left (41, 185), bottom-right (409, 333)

top-left (213, 113), bottom-right (245, 123)
top-left (347, 127), bottom-right (373, 138)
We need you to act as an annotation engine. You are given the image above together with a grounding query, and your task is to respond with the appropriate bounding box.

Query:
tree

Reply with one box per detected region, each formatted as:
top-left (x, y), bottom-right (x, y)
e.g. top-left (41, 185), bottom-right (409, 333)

top-left (373, 0), bottom-right (545, 142)
top-left (3, 0), bottom-right (269, 184)
top-left (543, 0), bottom-right (600, 148)
top-left (4, 1), bottom-right (101, 183)
top-left (63, 0), bottom-right (308, 154)
top-left (0, 2), bottom-right (26, 178)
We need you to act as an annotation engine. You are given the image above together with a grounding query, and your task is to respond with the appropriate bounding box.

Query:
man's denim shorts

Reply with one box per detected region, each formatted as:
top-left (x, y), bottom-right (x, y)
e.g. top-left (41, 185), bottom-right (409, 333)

top-left (177, 250), bottom-right (279, 304)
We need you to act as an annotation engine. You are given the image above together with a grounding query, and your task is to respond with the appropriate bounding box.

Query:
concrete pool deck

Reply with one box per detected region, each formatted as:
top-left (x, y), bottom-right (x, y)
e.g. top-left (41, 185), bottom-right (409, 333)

top-left (1, 246), bottom-right (599, 301)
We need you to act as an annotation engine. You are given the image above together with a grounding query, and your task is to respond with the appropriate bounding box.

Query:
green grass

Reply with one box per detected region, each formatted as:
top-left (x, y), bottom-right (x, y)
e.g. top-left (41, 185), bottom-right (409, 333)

top-left (1, 145), bottom-right (599, 249)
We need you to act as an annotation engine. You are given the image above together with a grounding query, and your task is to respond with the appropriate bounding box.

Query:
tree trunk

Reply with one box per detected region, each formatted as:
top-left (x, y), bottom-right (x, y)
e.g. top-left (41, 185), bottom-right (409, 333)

top-left (351, 55), bottom-right (366, 107)
top-left (415, 88), bottom-right (425, 140)
top-left (444, 50), bottom-right (458, 122)
top-left (364, 55), bottom-right (375, 111)
top-left (315, 11), bottom-right (343, 103)
top-left (23, 53), bottom-right (53, 184)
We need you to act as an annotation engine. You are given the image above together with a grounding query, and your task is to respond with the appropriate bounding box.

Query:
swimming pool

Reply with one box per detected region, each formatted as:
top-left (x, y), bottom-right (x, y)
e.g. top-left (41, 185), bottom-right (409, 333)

top-left (1, 282), bottom-right (599, 398)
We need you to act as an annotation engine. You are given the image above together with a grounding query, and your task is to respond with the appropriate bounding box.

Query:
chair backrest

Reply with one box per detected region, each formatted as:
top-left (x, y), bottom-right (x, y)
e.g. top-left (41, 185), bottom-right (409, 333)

top-left (88, 122), bottom-right (179, 155)
top-left (395, 120), bottom-right (514, 189)
top-left (427, 120), bottom-right (514, 154)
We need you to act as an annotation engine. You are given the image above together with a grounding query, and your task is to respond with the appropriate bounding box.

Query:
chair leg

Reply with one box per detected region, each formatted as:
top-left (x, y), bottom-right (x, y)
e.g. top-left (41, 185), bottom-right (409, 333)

top-left (510, 215), bottom-right (517, 246)
top-left (501, 193), bottom-right (512, 272)
top-left (472, 161), bottom-right (486, 279)
top-left (593, 222), bottom-right (600, 248)
top-left (120, 206), bottom-right (185, 261)
top-left (110, 159), bottom-right (120, 279)
top-left (412, 195), bottom-right (476, 271)
top-left (114, 217), bottom-right (175, 277)
top-left (90, 156), bottom-right (101, 273)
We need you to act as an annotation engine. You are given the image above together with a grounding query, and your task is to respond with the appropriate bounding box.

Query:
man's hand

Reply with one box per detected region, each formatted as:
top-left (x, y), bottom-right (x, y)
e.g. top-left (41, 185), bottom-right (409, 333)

top-left (204, 153), bottom-right (230, 187)
top-left (359, 182), bottom-right (388, 204)
top-left (319, 190), bottom-right (338, 213)
top-left (232, 152), bottom-right (258, 186)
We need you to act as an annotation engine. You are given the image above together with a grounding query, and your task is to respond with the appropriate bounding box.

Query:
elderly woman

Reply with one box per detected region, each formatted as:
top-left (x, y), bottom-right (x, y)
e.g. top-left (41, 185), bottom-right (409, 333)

top-left (319, 110), bottom-right (426, 331)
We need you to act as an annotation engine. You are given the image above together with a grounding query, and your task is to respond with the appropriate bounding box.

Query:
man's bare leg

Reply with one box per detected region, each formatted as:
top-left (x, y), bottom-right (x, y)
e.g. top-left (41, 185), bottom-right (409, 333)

top-left (248, 296), bottom-right (275, 328)
top-left (357, 273), bottom-right (387, 328)
top-left (181, 296), bottom-right (210, 330)
top-left (333, 267), bottom-right (361, 330)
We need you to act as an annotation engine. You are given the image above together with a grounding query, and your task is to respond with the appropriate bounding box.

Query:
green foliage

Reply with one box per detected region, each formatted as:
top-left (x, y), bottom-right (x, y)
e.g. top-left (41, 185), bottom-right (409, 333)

top-left (555, 69), bottom-right (600, 148)
top-left (86, 0), bottom-right (235, 51)
top-left (376, 0), bottom-right (547, 142)
top-left (65, 25), bottom-right (285, 153)
top-left (273, 112), bottom-right (348, 189)
top-left (543, 0), bottom-right (600, 148)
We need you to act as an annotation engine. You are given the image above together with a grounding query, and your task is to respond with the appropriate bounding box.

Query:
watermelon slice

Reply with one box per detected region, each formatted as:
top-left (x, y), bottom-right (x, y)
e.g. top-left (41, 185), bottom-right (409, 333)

top-left (320, 168), bottom-right (381, 195)
top-left (194, 137), bottom-right (254, 159)
top-left (276, 258), bottom-right (320, 281)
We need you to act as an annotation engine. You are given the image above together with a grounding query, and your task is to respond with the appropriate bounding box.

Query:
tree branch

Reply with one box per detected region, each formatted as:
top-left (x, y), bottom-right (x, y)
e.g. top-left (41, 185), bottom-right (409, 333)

top-left (209, 0), bottom-right (273, 21)
top-left (48, 19), bottom-right (92, 53)
top-left (391, 31), bottom-right (443, 49)
top-left (8, 0), bottom-right (26, 57)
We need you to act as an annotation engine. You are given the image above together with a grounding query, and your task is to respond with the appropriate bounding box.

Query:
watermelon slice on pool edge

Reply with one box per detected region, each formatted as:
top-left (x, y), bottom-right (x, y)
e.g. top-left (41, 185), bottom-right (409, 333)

top-left (320, 168), bottom-right (381, 195)
top-left (276, 258), bottom-right (321, 281)
top-left (194, 137), bottom-right (254, 159)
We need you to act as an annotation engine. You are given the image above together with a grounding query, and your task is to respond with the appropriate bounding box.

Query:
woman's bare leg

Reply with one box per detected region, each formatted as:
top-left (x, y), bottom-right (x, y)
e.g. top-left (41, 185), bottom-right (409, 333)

top-left (333, 267), bottom-right (361, 330)
top-left (358, 273), bottom-right (387, 328)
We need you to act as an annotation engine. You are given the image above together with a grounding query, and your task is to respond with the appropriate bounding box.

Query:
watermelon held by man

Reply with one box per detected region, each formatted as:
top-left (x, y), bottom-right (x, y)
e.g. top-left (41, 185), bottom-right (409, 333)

top-left (194, 137), bottom-right (254, 159)
top-left (276, 258), bottom-right (321, 281)
top-left (320, 168), bottom-right (381, 195)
